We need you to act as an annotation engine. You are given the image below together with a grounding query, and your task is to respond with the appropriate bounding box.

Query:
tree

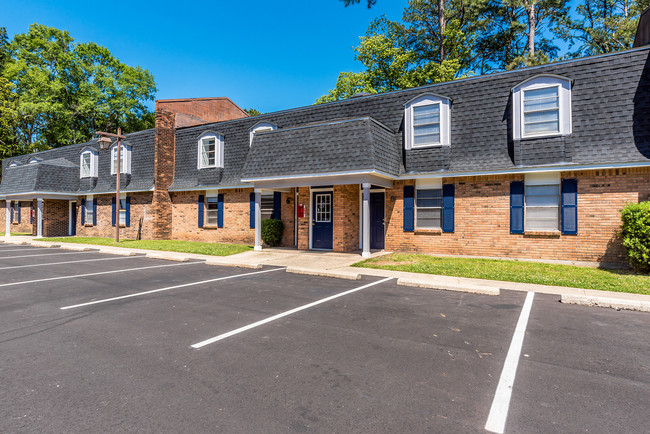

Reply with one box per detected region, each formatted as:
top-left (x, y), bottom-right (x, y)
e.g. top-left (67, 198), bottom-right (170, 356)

top-left (245, 108), bottom-right (263, 116)
top-left (1, 24), bottom-right (156, 155)
top-left (556, 0), bottom-right (650, 57)
top-left (340, 0), bottom-right (377, 7)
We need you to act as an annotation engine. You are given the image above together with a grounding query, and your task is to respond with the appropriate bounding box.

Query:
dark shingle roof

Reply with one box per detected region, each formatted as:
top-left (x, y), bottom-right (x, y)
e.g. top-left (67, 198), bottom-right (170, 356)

top-left (242, 118), bottom-right (401, 179)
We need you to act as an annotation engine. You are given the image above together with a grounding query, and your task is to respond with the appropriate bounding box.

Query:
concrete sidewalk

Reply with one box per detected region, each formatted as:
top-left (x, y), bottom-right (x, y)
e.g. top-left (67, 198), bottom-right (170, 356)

top-left (3, 235), bottom-right (649, 312)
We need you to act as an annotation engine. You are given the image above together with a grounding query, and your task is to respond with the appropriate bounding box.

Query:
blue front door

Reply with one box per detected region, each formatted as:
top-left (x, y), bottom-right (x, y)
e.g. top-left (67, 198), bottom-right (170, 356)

top-left (312, 192), bottom-right (333, 249)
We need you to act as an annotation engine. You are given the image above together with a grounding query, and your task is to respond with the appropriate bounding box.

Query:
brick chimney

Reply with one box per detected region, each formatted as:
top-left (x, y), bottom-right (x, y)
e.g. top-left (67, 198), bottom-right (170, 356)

top-left (150, 97), bottom-right (248, 239)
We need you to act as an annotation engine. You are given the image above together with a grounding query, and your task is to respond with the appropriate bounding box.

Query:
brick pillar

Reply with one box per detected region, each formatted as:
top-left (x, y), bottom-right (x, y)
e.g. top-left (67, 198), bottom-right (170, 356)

top-left (333, 184), bottom-right (360, 253)
top-left (151, 108), bottom-right (175, 239)
top-left (297, 187), bottom-right (310, 250)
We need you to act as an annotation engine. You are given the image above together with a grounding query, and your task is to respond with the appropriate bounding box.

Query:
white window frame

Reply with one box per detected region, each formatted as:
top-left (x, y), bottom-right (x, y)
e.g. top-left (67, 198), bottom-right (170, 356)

top-left (28, 157), bottom-right (39, 164)
top-left (85, 195), bottom-right (94, 225)
top-left (249, 122), bottom-right (277, 147)
top-left (119, 193), bottom-right (127, 227)
top-left (205, 194), bottom-right (219, 227)
top-left (524, 172), bottom-right (561, 232)
top-left (9, 161), bottom-right (18, 168)
top-left (512, 74), bottom-right (572, 140)
top-left (261, 192), bottom-right (274, 220)
top-left (415, 178), bottom-right (443, 230)
top-left (403, 93), bottom-right (451, 150)
top-left (110, 144), bottom-right (131, 175)
top-left (80, 149), bottom-right (98, 178)
top-left (12, 201), bottom-right (20, 222)
top-left (197, 132), bottom-right (224, 169)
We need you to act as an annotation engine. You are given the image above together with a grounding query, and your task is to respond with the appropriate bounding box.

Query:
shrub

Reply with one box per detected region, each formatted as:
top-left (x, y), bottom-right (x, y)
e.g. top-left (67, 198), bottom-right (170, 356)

top-left (620, 202), bottom-right (650, 273)
top-left (261, 218), bottom-right (284, 247)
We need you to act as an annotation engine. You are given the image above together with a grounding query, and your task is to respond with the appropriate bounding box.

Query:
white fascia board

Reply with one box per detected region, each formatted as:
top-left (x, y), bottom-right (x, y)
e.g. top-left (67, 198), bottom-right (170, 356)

top-left (399, 161), bottom-right (650, 180)
top-left (2, 192), bottom-right (79, 200)
top-left (248, 172), bottom-right (395, 189)
top-left (242, 169), bottom-right (396, 183)
top-left (167, 184), bottom-right (254, 192)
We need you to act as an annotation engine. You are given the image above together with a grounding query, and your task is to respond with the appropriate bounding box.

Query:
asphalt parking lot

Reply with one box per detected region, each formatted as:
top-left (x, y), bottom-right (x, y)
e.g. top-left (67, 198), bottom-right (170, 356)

top-left (0, 244), bottom-right (648, 433)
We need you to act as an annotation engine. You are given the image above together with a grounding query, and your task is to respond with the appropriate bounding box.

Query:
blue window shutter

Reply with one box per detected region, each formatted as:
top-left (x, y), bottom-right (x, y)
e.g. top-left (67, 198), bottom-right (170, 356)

top-left (510, 181), bottom-right (525, 234)
top-left (111, 197), bottom-right (116, 227)
top-left (442, 184), bottom-right (455, 233)
top-left (92, 198), bottom-right (97, 226)
top-left (198, 195), bottom-right (204, 228)
top-left (17, 203), bottom-right (21, 223)
top-left (561, 179), bottom-right (578, 235)
top-left (217, 194), bottom-right (224, 228)
top-left (273, 191), bottom-right (282, 220)
top-left (403, 185), bottom-right (415, 232)
top-left (249, 192), bottom-right (255, 229)
top-left (125, 196), bottom-right (131, 227)
top-left (81, 199), bottom-right (85, 225)
top-left (30, 203), bottom-right (34, 224)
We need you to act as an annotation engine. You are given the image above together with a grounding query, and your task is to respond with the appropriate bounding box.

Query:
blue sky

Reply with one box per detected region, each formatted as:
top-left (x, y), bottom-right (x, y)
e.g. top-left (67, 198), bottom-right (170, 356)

top-left (2, 0), bottom-right (407, 113)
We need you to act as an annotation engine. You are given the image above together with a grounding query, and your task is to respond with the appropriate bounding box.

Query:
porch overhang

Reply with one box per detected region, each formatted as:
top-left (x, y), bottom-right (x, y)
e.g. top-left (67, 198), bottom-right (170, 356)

top-left (0, 191), bottom-right (78, 201)
top-left (242, 169), bottom-right (394, 190)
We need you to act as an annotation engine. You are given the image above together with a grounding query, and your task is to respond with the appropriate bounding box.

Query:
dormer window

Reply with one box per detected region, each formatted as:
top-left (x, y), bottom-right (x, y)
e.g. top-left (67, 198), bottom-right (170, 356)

top-left (28, 157), bottom-right (39, 164)
top-left (513, 75), bottom-right (572, 140)
top-left (197, 132), bottom-right (224, 169)
top-left (249, 122), bottom-right (277, 147)
top-left (404, 93), bottom-right (451, 149)
top-left (80, 149), bottom-right (98, 178)
top-left (9, 161), bottom-right (18, 168)
top-left (111, 144), bottom-right (131, 175)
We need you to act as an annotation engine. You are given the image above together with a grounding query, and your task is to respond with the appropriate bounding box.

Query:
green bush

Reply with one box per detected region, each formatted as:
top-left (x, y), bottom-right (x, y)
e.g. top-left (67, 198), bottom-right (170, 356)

top-left (261, 218), bottom-right (284, 247)
top-left (620, 202), bottom-right (650, 273)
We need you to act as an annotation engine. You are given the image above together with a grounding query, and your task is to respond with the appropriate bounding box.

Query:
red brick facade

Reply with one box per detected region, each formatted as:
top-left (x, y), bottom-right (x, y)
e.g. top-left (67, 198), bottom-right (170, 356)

top-left (76, 193), bottom-right (154, 239)
top-left (155, 97), bottom-right (248, 128)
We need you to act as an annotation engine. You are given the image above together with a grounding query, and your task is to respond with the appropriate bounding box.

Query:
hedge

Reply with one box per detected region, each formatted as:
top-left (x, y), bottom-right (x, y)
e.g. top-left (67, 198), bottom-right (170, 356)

top-left (620, 202), bottom-right (650, 273)
top-left (261, 218), bottom-right (284, 247)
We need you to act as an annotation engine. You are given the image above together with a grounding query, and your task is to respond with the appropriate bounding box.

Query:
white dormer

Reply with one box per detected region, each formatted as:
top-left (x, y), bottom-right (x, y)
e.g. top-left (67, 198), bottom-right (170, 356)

top-left (249, 121), bottom-right (277, 147)
top-left (28, 157), bottom-right (40, 164)
top-left (197, 131), bottom-right (224, 169)
top-left (110, 143), bottom-right (131, 174)
top-left (80, 148), bottom-right (98, 178)
top-left (403, 93), bottom-right (451, 150)
top-left (512, 74), bottom-right (572, 140)
top-left (8, 161), bottom-right (19, 168)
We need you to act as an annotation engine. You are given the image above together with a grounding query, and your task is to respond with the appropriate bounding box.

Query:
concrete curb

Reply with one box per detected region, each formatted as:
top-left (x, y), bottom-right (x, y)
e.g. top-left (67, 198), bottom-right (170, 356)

top-left (204, 259), bottom-right (262, 269)
top-left (29, 242), bottom-right (60, 248)
top-left (561, 294), bottom-right (650, 312)
top-left (98, 249), bottom-right (137, 257)
top-left (145, 252), bottom-right (191, 262)
top-left (286, 266), bottom-right (361, 280)
top-left (59, 245), bottom-right (92, 252)
top-left (397, 277), bottom-right (500, 295)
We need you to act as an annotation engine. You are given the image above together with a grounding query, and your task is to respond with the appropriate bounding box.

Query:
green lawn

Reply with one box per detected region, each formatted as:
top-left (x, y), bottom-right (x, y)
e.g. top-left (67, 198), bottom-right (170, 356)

top-left (353, 253), bottom-right (650, 295)
top-left (1, 232), bottom-right (32, 236)
top-left (43, 237), bottom-right (252, 256)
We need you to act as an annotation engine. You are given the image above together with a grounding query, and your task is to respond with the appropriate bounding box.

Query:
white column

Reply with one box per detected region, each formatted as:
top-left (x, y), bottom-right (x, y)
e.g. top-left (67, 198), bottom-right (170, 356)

top-left (362, 183), bottom-right (371, 258)
top-left (37, 198), bottom-right (43, 238)
top-left (254, 190), bottom-right (262, 251)
top-left (5, 201), bottom-right (10, 237)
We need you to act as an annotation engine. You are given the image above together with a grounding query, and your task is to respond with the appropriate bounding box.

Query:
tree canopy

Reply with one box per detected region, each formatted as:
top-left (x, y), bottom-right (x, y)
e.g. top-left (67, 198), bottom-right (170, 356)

top-left (0, 24), bottom-right (156, 159)
top-left (322, 0), bottom-right (649, 103)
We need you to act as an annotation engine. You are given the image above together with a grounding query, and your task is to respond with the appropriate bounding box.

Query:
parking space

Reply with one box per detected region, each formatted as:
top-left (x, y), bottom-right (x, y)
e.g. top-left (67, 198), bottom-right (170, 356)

top-left (0, 244), bottom-right (647, 433)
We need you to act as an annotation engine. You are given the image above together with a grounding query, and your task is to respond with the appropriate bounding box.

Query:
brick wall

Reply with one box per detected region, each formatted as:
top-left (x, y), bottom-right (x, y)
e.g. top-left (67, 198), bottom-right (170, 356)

top-left (43, 200), bottom-right (69, 237)
top-left (1, 200), bottom-right (35, 234)
top-left (76, 192), bottom-right (154, 239)
top-left (297, 187), bottom-right (311, 250)
top-left (280, 191), bottom-right (296, 247)
top-left (385, 167), bottom-right (650, 264)
top-left (170, 189), bottom-right (254, 244)
top-left (333, 184), bottom-right (360, 252)
top-left (155, 98), bottom-right (248, 128)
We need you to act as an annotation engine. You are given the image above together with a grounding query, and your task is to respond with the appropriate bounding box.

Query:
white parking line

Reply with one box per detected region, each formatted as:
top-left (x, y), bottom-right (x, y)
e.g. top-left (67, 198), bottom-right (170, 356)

top-left (191, 277), bottom-right (394, 349)
top-left (0, 252), bottom-right (91, 260)
top-left (60, 267), bottom-right (285, 310)
top-left (0, 248), bottom-right (58, 253)
top-left (485, 291), bottom-right (535, 434)
top-left (0, 256), bottom-right (130, 271)
top-left (0, 261), bottom-right (199, 289)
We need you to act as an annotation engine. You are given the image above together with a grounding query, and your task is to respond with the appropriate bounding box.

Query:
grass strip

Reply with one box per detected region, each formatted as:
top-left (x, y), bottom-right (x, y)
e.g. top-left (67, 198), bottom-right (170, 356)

top-left (353, 253), bottom-right (650, 295)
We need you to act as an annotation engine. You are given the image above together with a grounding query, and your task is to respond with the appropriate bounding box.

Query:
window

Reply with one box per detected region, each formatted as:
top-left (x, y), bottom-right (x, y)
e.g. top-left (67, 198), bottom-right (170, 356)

top-left (12, 202), bottom-right (20, 222)
top-left (416, 188), bottom-right (442, 229)
top-left (111, 144), bottom-right (130, 174)
top-left (119, 198), bottom-right (127, 226)
top-left (205, 197), bottom-right (219, 226)
top-left (512, 74), bottom-right (572, 140)
top-left (249, 122), bottom-right (278, 147)
top-left (404, 93), bottom-right (451, 149)
top-left (197, 132), bottom-right (224, 169)
top-left (413, 104), bottom-right (441, 146)
top-left (525, 173), bottom-right (560, 231)
top-left (315, 194), bottom-right (331, 222)
top-left (261, 193), bottom-right (274, 220)
top-left (80, 153), bottom-right (92, 177)
top-left (28, 157), bottom-right (39, 164)
top-left (9, 161), bottom-right (18, 168)
top-left (86, 196), bottom-right (94, 224)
